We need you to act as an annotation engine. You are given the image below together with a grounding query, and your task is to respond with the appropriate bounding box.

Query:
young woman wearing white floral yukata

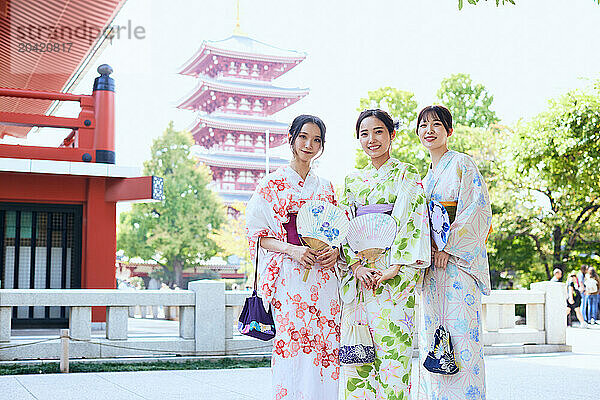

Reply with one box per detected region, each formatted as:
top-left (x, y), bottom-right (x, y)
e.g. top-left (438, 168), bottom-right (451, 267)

top-left (246, 115), bottom-right (342, 400)
top-left (415, 105), bottom-right (492, 400)
top-left (340, 109), bottom-right (431, 400)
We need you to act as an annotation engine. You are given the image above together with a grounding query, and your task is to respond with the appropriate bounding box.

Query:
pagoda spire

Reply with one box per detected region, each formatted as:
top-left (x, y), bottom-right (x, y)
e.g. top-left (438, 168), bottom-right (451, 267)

top-left (233, 0), bottom-right (247, 36)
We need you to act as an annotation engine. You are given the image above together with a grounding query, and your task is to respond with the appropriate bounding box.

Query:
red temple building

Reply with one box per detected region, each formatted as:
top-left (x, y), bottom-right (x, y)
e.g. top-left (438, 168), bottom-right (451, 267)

top-left (0, 0), bottom-right (161, 327)
top-left (177, 30), bottom-right (309, 202)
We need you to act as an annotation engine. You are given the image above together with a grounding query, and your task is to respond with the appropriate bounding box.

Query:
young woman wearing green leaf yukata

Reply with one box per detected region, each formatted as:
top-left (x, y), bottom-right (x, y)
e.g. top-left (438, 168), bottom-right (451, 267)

top-left (340, 109), bottom-right (431, 400)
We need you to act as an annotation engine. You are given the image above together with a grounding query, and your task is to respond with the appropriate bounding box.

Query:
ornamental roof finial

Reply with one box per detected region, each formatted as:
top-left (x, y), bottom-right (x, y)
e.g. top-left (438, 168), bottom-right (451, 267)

top-left (233, 0), bottom-right (247, 36)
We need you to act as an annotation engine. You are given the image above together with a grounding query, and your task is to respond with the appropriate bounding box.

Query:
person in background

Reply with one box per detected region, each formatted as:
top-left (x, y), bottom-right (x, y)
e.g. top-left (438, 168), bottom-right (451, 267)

top-left (579, 265), bottom-right (590, 323)
top-left (550, 268), bottom-right (562, 282)
top-left (566, 273), bottom-right (586, 327)
top-left (584, 267), bottom-right (600, 324)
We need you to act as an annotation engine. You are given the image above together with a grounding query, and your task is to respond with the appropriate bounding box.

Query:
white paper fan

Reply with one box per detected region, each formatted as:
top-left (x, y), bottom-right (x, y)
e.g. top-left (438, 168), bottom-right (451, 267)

top-left (297, 200), bottom-right (349, 249)
top-left (346, 213), bottom-right (397, 254)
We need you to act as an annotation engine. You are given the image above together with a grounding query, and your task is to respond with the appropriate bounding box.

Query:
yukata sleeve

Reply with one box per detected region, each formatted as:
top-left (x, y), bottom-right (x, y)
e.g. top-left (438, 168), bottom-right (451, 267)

top-left (443, 156), bottom-right (492, 286)
top-left (389, 164), bottom-right (431, 269)
top-left (245, 181), bottom-right (285, 302)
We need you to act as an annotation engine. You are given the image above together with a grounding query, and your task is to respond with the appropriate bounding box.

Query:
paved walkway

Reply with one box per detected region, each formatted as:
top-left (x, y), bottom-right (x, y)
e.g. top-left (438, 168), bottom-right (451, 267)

top-left (2, 327), bottom-right (600, 399)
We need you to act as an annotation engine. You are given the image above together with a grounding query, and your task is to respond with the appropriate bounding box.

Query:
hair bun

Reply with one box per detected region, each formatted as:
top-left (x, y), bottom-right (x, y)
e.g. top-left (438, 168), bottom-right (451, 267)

top-left (393, 120), bottom-right (400, 131)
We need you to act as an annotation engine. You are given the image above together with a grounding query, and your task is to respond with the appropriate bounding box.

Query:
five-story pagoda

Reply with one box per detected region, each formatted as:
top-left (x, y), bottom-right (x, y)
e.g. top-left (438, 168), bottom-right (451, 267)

top-left (178, 18), bottom-right (308, 203)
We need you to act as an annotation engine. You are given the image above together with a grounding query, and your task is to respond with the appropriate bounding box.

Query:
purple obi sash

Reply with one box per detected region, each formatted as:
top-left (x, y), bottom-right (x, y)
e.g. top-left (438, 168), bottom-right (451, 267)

top-left (356, 204), bottom-right (394, 216)
top-left (283, 213), bottom-right (301, 245)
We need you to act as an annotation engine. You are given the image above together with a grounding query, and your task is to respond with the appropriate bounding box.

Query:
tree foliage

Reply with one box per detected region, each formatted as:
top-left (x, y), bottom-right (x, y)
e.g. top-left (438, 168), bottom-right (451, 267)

top-left (458, 0), bottom-right (515, 10)
top-left (117, 122), bottom-right (225, 288)
top-left (458, 0), bottom-right (599, 11)
top-left (437, 73), bottom-right (499, 128)
top-left (501, 86), bottom-right (600, 277)
top-left (210, 202), bottom-right (253, 282)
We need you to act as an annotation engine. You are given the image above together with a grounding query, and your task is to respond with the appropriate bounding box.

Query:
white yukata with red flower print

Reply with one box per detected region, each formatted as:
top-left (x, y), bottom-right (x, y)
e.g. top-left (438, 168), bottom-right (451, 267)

top-left (246, 165), bottom-right (342, 400)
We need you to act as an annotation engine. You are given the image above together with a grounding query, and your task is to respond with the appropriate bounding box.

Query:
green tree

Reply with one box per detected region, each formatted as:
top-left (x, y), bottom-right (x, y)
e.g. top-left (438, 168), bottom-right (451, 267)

top-left (437, 73), bottom-right (499, 128)
top-left (502, 85), bottom-right (600, 278)
top-left (117, 122), bottom-right (225, 288)
top-left (458, 0), bottom-right (515, 9)
top-left (211, 202), bottom-right (253, 283)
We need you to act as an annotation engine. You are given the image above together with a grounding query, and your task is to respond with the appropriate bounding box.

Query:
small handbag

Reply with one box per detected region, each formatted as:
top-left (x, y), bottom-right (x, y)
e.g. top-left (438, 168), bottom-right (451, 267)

top-left (237, 245), bottom-right (276, 341)
top-left (423, 325), bottom-right (459, 375)
top-left (339, 322), bottom-right (376, 365)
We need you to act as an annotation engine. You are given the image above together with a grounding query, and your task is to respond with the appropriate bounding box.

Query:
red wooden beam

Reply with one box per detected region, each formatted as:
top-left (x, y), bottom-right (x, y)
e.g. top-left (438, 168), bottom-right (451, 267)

top-left (105, 176), bottom-right (163, 202)
top-left (0, 144), bottom-right (95, 162)
top-left (0, 111), bottom-right (93, 129)
top-left (0, 87), bottom-right (88, 102)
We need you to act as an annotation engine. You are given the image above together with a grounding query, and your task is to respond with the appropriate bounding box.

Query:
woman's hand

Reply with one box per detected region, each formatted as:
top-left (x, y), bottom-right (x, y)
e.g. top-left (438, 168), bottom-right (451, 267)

top-left (317, 247), bottom-right (339, 270)
top-left (374, 264), bottom-right (401, 289)
top-left (352, 262), bottom-right (381, 290)
top-left (287, 245), bottom-right (318, 269)
top-left (433, 250), bottom-right (450, 269)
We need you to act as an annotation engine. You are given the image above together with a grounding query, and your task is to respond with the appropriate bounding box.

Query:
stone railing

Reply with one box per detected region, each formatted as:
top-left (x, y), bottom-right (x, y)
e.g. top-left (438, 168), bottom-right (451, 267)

top-left (0, 281), bottom-right (568, 360)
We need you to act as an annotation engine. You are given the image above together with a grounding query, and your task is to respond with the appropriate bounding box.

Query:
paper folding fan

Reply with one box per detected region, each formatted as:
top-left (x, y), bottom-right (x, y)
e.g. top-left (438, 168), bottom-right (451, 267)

top-left (429, 200), bottom-right (451, 251)
top-left (297, 200), bottom-right (349, 281)
top-left (346, 213), bottom-right (397, 267)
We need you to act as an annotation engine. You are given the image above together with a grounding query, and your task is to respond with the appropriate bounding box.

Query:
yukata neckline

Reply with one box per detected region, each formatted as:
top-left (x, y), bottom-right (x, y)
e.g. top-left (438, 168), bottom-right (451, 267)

top-left (286, 164), bottom-right (314, 185)
top-left (366, 157), bottom-right (398, 172)
top-left (429, 150), bottom-right (457, 173)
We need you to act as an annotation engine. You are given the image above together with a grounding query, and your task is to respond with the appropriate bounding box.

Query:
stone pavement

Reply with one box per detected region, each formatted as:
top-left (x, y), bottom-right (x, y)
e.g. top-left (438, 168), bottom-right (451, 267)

top-left (1, 327), bottom-right (600, 400)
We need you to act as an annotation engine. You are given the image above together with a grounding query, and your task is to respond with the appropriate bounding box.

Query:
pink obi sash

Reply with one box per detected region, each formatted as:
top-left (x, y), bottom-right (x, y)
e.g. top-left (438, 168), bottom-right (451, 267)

top-left (283, 213), bottom-right (301, 246)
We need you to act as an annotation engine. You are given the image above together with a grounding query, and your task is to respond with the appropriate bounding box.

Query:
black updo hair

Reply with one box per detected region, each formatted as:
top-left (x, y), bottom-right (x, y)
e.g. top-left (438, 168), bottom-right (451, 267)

top-left (355, 109), bottom-right (398, 138)
top-left (288, 114), bottom-right (326, 156)
top-left (415, 105), bottom-right (453, 135)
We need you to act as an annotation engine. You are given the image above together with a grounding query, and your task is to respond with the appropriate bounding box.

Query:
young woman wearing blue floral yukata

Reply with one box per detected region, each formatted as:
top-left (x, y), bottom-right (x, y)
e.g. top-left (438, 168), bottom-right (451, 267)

top-left (415, 105), bottom-right (493, 400)
top-left (339, 109), bottom-right (431, 400)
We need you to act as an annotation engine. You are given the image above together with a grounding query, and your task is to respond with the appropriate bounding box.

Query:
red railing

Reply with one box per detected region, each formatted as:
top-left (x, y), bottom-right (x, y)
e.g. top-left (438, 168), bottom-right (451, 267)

top-left (0, 65), bottom-right (116, 164)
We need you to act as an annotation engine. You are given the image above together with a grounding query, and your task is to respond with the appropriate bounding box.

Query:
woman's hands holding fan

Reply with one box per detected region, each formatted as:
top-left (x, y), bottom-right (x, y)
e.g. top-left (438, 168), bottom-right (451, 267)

top-left (373, 264), bottom-right (401, 289)
top-left (352, 262), bottom-right (382, 290)
top-left (317, 247), bottom-right (339, 270)
top-left (287, 245), bottom-right (319, 269)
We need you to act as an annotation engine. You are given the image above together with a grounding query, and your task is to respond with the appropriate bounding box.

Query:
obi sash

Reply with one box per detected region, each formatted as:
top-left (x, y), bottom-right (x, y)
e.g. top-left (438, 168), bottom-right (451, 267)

top-left (356, 203), bottom-right (394, 217)
top-left (438, 201), bottom-right (492, 243)
top-left (283, 213), bottom-right (301, 246)
top-left (439, 201), bottom-right (457, 224)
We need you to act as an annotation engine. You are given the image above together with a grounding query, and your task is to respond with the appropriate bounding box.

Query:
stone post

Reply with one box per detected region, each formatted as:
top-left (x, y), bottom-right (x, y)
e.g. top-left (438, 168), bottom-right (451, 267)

top-left (530, 281), bottom-right (566, 345)
top-left (0, 307), bottom-right (11, 342)
top-left (69, 306), bottom-right (91, 340)
top-left (188, 280), bottom-right (226, 355)
top-left (106, 306), bottom-right (129, 340)
top-left (483, 304), bottom-right (500, 332)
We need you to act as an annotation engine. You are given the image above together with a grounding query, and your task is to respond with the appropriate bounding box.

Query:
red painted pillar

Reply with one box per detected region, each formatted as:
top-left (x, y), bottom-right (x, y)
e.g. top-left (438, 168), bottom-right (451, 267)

top-left (93, 64), bottom-right (115, 164)
top-left (84, 177), bottom-right (116, 322)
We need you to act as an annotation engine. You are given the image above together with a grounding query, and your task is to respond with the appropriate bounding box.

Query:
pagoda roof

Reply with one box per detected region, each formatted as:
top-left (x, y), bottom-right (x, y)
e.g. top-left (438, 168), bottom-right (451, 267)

top-left (191, 114), bottom-right (289, 134)
top-left (178, 77), bottom-right (309, 111)
top-left (179, 35), bottom-right (306, 76)
top-left (193, 149), bottom-right (288, 171)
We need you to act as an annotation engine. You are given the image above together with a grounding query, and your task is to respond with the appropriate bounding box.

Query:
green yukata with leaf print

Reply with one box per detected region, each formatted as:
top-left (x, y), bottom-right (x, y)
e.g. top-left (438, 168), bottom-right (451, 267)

top-left (339, 158), bottom-right (431, 400)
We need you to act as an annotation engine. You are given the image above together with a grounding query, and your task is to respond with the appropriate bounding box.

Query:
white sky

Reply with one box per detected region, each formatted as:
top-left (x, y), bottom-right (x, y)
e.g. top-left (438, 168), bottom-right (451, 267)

top-left (5, 0), bottom-right (600, 189)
